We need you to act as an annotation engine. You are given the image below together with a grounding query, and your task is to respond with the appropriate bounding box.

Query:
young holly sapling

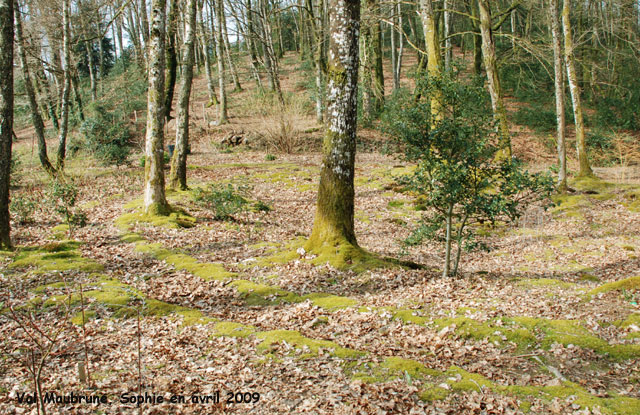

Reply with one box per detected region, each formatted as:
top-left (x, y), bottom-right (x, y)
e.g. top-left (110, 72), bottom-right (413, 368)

top-left (384, 74), bottom-right (553, 277)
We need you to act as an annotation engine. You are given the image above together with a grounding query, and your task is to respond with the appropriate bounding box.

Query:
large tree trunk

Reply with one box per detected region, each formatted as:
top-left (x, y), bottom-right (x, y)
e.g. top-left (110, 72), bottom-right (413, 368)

top-left (14, 0), bottom-right (55, 176)
top-left (306, 0), bottom-right (360, 251)
top-left (562, 0), bottom-right (592, 177)
top-left (164, 0), bottom-right (179, 120)
top-left (550, 0), bottom-right (567, 190)
top-left (143, 0), bottom-right (170, 215)
top-left (0, 0), bottom-right (13, 249)
top-left (56, 0), bottom-right (72, 170)
top-left (478, 0), bottom-right (511, 158)
top-left (169, 0), bottom-right (197, 190)
top-left (213, 0), bottom-right (228, 123)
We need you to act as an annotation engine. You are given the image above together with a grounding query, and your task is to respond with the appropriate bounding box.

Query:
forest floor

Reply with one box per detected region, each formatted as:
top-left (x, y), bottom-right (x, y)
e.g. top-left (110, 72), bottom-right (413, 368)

top-left (2, 52), bottom-right (640, 414)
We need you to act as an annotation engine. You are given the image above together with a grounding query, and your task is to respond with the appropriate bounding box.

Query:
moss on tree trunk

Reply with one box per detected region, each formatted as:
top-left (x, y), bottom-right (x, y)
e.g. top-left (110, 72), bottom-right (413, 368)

top-left (307, 0), bottom-right (360, 253)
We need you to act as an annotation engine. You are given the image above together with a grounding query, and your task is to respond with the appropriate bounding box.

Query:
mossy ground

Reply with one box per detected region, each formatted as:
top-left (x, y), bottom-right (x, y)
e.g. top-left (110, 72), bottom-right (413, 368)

top-left (10, 241), bottom-right (104, 274)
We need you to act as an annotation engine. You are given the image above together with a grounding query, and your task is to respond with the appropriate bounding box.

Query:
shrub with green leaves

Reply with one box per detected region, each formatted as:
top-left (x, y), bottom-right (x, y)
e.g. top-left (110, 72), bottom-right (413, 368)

top-left (192, 184), bottom-right (250, 221)
top-left (10, 193), bottom-right (38, 224)
top-left (49, 180), bottom-right (88, 235)
top-left (384, 74), bottom-right (553, 277)
top-left (80, 104), bottom-right (132, 166)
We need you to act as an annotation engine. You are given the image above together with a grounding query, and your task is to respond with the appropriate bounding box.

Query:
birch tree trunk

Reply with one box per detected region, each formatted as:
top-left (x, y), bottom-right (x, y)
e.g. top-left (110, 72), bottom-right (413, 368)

top-left (306, 0), bottom-right (360, 251)
top-left (562, 0), bottom-right (593, 177)
top-left (0, 0), bottom-right (13, 249)
top-left (169, 0), bottom-right (197, 190)
top-left (550, 0), bottom-right (567, 190)
top-left (214, 0), bottom-right (228, 123)
top-left (56, 0), bottom-right (72, 170)
top-left (444, 0), bottom-right (452, 70)
top-left (143, 0), bottom-right (170, 215)
top-left (478, 0), bottom-right (511, 158)
top-left (14, 0), bottom-right (55, 176)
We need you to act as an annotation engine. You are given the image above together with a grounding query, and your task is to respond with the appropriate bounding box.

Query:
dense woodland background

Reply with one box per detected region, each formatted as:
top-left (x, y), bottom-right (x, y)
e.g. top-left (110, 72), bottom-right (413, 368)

top-left (1, 0), bottom-right (640, 414)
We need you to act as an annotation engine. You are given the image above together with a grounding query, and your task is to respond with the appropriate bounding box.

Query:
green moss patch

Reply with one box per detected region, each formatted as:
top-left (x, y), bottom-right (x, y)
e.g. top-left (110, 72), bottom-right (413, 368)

top-left (588, 276), bottom-right (640, 297)
top-left (116, 208), bottom-right (196, 231)
top-left (302, 293), bottom-right (357, 310)
top-left (256, 329), bottom-right (362, 359)
top-left (516, 278), bottom-right (576, 290)
top-left (513, 317), bottom-right (640, 360)
top-left (10, 242), bottom-right (104, 274)
top-left (421, 366), bottom-right (640, 414)
top-left (211, 322), bottom-right (256, 338)
top-left (433, 316), bottom-right (537, 349)
top-left (230, 280), bottom-right (301, 305)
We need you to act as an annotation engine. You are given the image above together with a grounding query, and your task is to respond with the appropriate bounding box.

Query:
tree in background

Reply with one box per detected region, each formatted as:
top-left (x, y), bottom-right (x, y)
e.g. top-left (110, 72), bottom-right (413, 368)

top-left (143, 0), bottom-right (170, 215)
top-left (169, 0), bottom-right (197, 190)
top-left (562, 0), bottom-right (593, 178)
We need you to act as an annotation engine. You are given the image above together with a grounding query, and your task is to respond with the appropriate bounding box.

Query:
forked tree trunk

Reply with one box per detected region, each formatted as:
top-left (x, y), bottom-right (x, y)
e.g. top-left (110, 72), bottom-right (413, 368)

top-left (478, 0), bottom-right (511, 158)
top-left (0, 0), bottom-right (13, 249)
top-left (169, 0), bottom-right (197, 190)
top-left (56, 0), bottom-right (71, 170)
top-left (550, 0), bottom-right (567, 190)
top-left (14, 0), bottom-right (55, 176)
top-left (306, 0), bottom-right (360, 250)
top-left (143, 0), bottom-right (170, 215)
top-left (562, 0), bottom-right (593, 177)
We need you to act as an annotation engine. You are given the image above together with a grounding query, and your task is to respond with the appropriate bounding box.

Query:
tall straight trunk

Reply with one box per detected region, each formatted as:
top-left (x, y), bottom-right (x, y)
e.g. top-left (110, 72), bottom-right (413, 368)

top-left (420, 0), bottom-right (442, 120)
top-left (311, 0), bottom-right (325, 122)
top-left (390, 7), bottom-right (398, 90)
top-left (34, 58), bottom-right (59, 130)
top-left (221, 0), bottom-right (242, 91)
top-left (126, 5), bottom-right (144, 65)
top-left (78, 5), bottom-right (98, 101)
top-left (0, 0), bottom-right (14, 249)
top-left (443, 203), bottom-right (453, 277)
top-left (371, 0), bottom-right (384, 111)
top-left (140, 0), bottom-right (150, 47)
top-left (199, 0), bottom-right (218, 105)
top-left (71, 69), bottom-right (85, 122)
top-left (444, 0), bottom-right (452, 70)
top-left (14, 0), bottom-right (55, 175)
top-left (471, 0), bottom-right (482, 75)
top-left (478, 0), bottom-right (511, 158)
top-left (562, 0), bottom-right (592, 177)
top-left (144, 0), bottom-right (170, 215)
top-left (259, 0), bottom-right (284, 102)
top-left (550, 0), bottom-right (567, 190)
top-left (56, 0), bottom-right (71, 170)
top-left (116, 5), bottom-right (124, 58)
top-left (306, 0), bottom-right (360, 251)
top-left (213, 0), bottom-right (228, 123)
top-left (169, 0), bottom-right (197, 190)
top-left (246, 0), bottom-right (263, 88)
top-left (395, 2), bottom-right (403, 87)
top-left (164, 0), bottom-right (178, 120)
